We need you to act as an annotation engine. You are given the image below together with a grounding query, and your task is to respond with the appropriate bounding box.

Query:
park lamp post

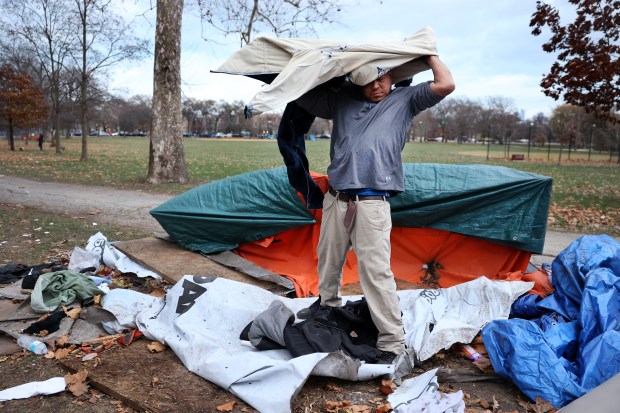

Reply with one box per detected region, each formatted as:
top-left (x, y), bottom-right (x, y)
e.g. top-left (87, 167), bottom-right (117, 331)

top-left (588, 124), bottom-right (595, 161)
top-left (528, 122), bottom-right (533, 159)
top-left (486, 125), bottom-right (491, 160)
top-left (547, 127), bottom-right (552, 161)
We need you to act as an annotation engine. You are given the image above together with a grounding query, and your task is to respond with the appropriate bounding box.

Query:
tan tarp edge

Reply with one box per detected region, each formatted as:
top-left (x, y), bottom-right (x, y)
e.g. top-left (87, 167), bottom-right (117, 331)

top-left (212, 25), bottom-right (438, 115)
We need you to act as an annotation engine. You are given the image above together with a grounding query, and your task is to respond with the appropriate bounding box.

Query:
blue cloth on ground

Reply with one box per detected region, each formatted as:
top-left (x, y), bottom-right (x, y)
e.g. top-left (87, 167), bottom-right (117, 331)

top-left (483, 234), bottom-right (620, 407)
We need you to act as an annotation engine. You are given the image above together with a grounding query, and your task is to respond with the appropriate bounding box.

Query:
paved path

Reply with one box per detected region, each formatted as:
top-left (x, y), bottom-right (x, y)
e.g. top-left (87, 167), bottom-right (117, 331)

top-left (0, 174), bottom-right (601, 263)
top-left (0, 175), bottom-right (171, 233)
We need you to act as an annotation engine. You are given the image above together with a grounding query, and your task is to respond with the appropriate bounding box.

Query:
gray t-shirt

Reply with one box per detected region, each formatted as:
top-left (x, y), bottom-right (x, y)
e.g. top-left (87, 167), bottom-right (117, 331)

top-left (296, 81), bottom-right (444, 193)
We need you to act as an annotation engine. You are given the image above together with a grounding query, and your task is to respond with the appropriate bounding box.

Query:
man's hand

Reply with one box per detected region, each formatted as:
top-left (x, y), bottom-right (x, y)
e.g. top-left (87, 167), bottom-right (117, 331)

top-left (426, 55), bottom-right (455, 97)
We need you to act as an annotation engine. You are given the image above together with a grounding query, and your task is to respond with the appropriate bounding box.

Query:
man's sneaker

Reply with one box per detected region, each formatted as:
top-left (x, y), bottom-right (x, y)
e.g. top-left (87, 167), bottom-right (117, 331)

top-left (296, 297), bottom-right (322, 319)
top-left (375, 351), bottom-right (398, 365)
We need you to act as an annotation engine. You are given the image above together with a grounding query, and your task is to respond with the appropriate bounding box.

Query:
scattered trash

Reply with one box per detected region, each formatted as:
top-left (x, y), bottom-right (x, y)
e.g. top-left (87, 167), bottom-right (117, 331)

top-left (461, 344), bottom-right (482, 361)
top-left (16, 334), bottom-right (48, 354)
top-left (0, 376), bottom-right (66, 402)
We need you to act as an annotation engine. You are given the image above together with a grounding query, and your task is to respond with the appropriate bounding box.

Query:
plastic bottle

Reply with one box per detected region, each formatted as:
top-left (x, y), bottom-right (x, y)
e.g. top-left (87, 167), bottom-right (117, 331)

top-left (16, 334), bottom-right (49, 355)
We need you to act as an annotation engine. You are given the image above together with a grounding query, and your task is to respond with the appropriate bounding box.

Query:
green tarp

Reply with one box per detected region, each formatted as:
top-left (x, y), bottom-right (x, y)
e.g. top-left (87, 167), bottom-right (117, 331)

top-left (150, 163), bottom-right (551, 255)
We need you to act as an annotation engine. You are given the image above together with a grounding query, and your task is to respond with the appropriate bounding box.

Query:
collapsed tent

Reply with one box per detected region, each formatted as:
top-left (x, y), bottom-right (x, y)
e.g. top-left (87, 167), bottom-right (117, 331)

top-left (212, 25), bottom-right (438, 115)
top-left (150, 164), bottom-right (551, 297)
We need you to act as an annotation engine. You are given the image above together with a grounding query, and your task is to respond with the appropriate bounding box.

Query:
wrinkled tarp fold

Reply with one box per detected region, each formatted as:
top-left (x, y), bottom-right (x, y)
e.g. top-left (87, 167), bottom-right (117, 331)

top-left (482, 235), bottom-right (620, 407)
top-left (151, 164), bottom-right (550, 255)
top-left (212, 26), bottom-right (438, 115)
top-left (136, 275), bottom-right (529, 413)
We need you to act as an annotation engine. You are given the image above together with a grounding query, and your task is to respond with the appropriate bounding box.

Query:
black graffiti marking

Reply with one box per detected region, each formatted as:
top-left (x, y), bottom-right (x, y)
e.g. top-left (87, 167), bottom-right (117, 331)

top-left (420, 289), bottom-right (441, 304)
top-left (176, 279), bottom-right (207, 315)
top-left (91, 238), bottom-right (106, 264)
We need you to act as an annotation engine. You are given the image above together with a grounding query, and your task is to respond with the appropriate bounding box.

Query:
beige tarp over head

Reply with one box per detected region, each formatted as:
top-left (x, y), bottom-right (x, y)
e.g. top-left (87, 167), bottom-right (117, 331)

top-left (212, 26), bottom-right (439, 116)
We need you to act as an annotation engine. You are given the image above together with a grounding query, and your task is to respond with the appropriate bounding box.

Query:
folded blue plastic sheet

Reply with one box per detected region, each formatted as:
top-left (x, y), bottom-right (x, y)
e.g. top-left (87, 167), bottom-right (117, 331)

top-left (482, 235), bottom-right (620, 407)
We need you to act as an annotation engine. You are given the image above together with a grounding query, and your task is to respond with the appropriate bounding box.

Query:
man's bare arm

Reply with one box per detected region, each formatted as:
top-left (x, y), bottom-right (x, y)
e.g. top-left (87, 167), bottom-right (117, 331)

top-left (426, 55), bottom-right (455, 97)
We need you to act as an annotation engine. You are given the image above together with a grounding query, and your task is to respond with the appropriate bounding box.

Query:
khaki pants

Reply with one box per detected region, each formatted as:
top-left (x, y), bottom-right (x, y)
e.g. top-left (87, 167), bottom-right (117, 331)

top-left (317, 191), bottom-right (405, 354)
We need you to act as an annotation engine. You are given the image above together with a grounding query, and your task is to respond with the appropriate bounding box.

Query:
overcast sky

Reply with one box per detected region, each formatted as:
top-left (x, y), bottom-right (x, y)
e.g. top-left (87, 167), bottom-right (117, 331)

top-left (108, 0), bottom-right (574, 120)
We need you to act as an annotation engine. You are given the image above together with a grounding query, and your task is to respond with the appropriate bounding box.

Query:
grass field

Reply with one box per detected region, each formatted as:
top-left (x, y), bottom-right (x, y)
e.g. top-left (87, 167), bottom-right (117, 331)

top-left (1, 136), bottom-right (619, 235)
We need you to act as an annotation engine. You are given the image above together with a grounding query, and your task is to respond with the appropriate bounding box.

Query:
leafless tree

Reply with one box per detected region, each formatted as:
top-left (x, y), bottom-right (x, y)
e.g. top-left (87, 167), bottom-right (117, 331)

top-left (195, 0), bottom-right (352, 46)
top-left (70, 0), bottom-right (148, 161)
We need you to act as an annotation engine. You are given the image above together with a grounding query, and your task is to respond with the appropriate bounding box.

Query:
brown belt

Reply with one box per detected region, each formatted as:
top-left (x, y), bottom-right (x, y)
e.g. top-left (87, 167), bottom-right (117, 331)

top-left (328, 188), bottom-right (385, 202)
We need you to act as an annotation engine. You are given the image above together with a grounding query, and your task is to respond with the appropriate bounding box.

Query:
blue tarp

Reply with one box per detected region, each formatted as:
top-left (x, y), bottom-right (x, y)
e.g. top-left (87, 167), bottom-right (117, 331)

top-left (482, 235), bottom-right (620, 407)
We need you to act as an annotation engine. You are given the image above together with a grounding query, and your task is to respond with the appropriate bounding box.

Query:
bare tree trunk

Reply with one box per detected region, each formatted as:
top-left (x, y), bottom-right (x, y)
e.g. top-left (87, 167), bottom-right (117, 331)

top-left (8, 118), bottom-right (15, 151)
top-left (146, 0), bottom-right (188, 184)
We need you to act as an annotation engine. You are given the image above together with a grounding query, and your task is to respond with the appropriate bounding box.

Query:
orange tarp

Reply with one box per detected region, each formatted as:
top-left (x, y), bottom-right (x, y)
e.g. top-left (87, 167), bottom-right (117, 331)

top-left (234, 171), bottom-right (533, 297)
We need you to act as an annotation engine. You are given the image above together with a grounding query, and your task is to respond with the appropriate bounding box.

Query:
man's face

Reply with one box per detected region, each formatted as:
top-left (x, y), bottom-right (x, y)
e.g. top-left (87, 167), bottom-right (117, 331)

top-left (361, 73), bottom-right (393, 103)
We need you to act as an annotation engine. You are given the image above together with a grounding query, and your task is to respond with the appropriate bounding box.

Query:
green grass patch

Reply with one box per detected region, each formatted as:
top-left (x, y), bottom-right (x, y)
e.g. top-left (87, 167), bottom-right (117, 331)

top-left (1, 137), bottom-right (618, 235)
top-left (0, 203), bottom-right (152, 265)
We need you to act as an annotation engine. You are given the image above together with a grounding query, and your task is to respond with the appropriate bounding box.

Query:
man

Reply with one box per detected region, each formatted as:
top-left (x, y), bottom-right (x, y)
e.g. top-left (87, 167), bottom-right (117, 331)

top-left (295, 55), bottom-right (455, 363)
top-left (38, 132), bottom-right (44, 151)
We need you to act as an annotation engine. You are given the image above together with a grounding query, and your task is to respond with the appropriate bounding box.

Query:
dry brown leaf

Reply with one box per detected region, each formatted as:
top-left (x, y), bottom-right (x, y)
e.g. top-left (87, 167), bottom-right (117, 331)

top-left (56, 335), bottom-right (69, 347)
top-left (323, 384), bottom-right (343, 392)
top-left (63, 306), bottom-right (81, 319)
top-left (38, 329), bottom-right (49, 337)
top-left (0, 356), bottom-right (8, 363)
top-left (344, 405), bottom-right (372, 413)
top-left (216, 400), bottom-right (236, 412)
top-left (150, 376), bottom-right (160, 386)
top-left (326, 400), bottom-right (351, 411)
top-left (379, 378), bottom-right (397, 395)
top-left (493, 395), bottom-right (500, 410)
top-left (376, 404), bottom-right (392, 413)
top-left (44, 352), bottom-right (56, 359)
top-left (535, 397), bottom-right (558, 412)
top-left (65, 369), bottom-right (89, 397)
top-left (93, 295), bottom-right (101, 305)
top-left (147, 341), bottom-right (167, 353)
top-left (55, 347), bottom-right (72, 360)
top-left (479, 398), bottom-right (491, 409)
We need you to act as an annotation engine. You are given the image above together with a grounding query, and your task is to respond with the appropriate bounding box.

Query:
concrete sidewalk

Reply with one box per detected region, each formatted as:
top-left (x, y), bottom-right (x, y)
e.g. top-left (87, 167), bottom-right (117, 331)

top-left (0, 174), bottom-right (610, 263)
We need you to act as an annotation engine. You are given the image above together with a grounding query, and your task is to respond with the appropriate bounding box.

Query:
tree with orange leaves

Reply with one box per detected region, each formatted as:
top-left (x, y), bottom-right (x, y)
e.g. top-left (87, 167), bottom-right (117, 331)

top-left (0, 65), bottom-right (49, 151)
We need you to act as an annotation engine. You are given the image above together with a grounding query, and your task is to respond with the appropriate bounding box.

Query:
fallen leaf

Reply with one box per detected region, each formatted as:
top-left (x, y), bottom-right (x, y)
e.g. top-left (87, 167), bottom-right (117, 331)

top-left (379, 379), bottom-right (397, 395)
top-left (55, 347), bottom-right (72, 360)
top-left (216, 400), bottom-right (236, 412)
top-left (150, 376), bottom-right (160, 386)
top-left (63, 306), bottom-right (81, 319)
top-left (535, 397), bottom-right (557, 412)
top-left (376, 404), bottom-right (392, 413)
top-left (147, 341), bottom-right (167, 353)
top-left (56, 335), bottom-right (69, 347)
top-left (493, 395), bottom-right (500, 410)
top-left (345, 405), bottom-right (372, 413)
top-left (38, 329), bottom-right (49, 337)
top-left (0, 356), bottom-right (8, 363)
top-left (93, 295), bottom-right (101, 305)
top-left (479, 398), bottom-right (490, 409)
top-left (44, 352), bottom-right (56, 359)
top-left (326, 400), bottom-right (351, 411)
top-left (323, 384), bottom-right (343, 392)
top-left (65, 370), bottom-right (89, 397)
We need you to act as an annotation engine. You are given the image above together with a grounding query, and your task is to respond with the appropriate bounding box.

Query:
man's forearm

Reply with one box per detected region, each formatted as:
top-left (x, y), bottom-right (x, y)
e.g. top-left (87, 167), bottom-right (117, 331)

top-left (426, 55), bottom-right (455, 97)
